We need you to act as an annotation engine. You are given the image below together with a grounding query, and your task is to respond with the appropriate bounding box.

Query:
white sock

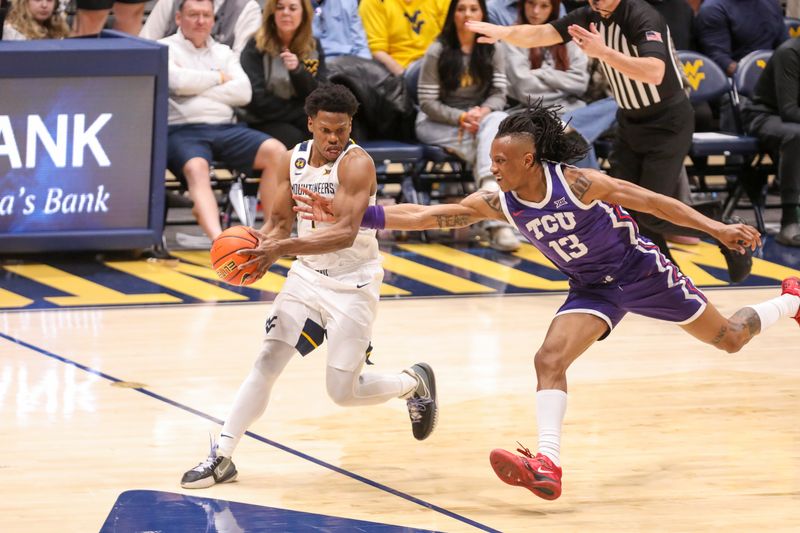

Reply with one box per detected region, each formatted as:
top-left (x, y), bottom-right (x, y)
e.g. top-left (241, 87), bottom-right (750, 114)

top-left (217, 340), bottom-right (294, 458)
top-left (537, 389), bottom-right (567, 466)
top-left (747, 294), bottom-right (800, 331)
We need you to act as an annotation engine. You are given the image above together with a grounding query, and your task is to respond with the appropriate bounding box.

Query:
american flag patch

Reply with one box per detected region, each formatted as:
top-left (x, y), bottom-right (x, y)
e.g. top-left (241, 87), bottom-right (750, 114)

top-left (645, 30), bottom-right (663, 42)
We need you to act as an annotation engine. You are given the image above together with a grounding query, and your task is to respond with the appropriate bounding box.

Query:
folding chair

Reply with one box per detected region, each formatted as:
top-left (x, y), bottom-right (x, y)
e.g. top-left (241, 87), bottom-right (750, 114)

top-left (730, 49), bottom-right (778, 229)
top-left (784, 17), bottom-right (800, 39)
top-left (359, 140), bottom-right (425, 204)
top-left (678, 50), bottom-right (766, 231)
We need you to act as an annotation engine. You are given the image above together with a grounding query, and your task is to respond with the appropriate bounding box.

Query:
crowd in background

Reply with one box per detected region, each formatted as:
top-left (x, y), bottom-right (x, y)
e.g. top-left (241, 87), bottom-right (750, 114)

top-left (1, 0), bottom-right (798, 249)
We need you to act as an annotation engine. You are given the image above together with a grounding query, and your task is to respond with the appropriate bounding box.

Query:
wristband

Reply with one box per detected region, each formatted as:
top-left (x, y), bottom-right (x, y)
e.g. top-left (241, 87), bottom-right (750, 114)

top-left (361, 205), bottom-right (385, 230)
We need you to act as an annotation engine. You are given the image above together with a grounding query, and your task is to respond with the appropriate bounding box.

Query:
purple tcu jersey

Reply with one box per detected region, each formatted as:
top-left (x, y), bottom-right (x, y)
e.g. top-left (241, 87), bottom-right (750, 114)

top-left (499, 161), bottom-right (642, 285)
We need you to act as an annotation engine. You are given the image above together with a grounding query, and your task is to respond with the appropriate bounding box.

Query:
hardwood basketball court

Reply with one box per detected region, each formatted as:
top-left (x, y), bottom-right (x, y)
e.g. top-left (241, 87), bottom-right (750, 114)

top-left (2, 282), bottom-right (798, 531)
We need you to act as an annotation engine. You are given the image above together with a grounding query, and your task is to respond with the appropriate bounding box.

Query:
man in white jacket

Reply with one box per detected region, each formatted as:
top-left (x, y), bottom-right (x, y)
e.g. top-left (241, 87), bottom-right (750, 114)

top-left (161, 0), bottom-right (285, 242)
top-left (142, 0), bottom-right (260, 57)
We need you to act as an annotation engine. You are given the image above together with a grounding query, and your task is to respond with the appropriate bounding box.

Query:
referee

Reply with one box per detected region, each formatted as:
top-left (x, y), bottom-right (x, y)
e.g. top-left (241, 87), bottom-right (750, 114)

top-left (467, 0), bottom-right (751, 281)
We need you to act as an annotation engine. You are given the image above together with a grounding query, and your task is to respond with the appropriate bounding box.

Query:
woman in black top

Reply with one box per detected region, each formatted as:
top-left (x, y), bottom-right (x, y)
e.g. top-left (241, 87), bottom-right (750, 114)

top-left (240, 0), bottom-right (327, 148)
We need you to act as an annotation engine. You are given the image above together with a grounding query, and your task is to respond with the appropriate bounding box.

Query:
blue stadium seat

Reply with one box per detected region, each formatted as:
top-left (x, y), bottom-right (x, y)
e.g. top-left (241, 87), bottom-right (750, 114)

top-left (731, 49), bottom-right (779, 229)
top-left (785, 17), bottom-right (800, 39)
top-left (734, 49), bottom-right (773, 99)
top-left (678, 50), bottom-right (766, 231)
top-left (359, 140), bottom-right (425, 203)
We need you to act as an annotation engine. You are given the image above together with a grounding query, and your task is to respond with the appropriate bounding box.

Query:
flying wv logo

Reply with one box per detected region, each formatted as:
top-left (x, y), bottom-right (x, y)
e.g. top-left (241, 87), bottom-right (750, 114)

top-left (265, 316), bottom-right (278, 334)
top-left (682, 59), bottom-right (705, 91)
top-left (404, 10), bottom-right (425, 34)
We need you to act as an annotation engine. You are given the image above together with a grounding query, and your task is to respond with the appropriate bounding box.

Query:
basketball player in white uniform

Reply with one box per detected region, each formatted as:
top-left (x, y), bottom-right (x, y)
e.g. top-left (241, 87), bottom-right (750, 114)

top-left (181, 84), bottom-right (438, 489)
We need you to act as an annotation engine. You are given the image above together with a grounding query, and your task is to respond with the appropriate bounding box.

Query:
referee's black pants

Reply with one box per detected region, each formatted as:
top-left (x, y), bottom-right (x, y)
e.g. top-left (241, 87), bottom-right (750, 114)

top-left (609, 94), bottom-right (694, 263)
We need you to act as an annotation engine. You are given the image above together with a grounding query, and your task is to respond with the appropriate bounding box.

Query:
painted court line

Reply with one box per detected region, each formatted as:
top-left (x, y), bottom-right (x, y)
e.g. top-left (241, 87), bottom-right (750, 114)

top-left (1, 331), bottom-right (501, 533)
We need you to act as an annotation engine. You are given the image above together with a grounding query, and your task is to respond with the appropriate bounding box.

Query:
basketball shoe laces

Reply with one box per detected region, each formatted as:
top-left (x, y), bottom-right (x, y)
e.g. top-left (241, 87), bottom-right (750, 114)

top-left (191, 437), bottom-right (220, 472)
top-left (515, 441), bottom-right (535, 459)
top-left (407, 380), bottom-right (432, 423)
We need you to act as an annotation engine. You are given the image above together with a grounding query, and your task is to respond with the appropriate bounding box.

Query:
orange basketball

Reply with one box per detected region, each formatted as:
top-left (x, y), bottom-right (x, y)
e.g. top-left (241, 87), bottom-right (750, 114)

top-left (210, 226), bottom-right (260, 286)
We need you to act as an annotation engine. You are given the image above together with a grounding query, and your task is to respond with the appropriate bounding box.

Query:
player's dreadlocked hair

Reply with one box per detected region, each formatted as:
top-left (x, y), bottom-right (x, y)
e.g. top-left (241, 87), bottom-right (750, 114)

top-left (496, 100), bottom-right (589, 164)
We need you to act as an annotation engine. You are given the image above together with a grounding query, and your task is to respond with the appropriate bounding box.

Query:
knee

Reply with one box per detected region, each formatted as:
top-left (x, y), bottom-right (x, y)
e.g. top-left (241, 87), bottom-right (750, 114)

top-left (325, 370), bottom-right (357, 406)
top-left (255, 139), bottom-right (287, 169)
top-left (480, 111), bottom-right (508, 130)
top-left (534, 346), bottom-right (568, 379)
top-left (183, 158), bottom-right (210, 184)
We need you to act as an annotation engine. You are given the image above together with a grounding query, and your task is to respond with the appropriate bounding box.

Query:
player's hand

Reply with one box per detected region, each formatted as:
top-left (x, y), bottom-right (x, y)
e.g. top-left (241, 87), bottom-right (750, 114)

top-left (568, 23), bottom-right (606, 59)
top-left (292, 186), bottom-right (337, 222)
top-left (715, 222), bottom-right (762, 254)
top-left (465, 20), bottom-right (509, 44)
top-left (280, 48), bottom-right (300, 71)
top-left (237, 234), bottom-right (282, 279)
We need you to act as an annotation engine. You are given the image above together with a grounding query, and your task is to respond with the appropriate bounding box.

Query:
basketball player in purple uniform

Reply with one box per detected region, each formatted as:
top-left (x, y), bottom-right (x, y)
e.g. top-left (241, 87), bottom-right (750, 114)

top-left (293, 102), bottom-right (800, 501)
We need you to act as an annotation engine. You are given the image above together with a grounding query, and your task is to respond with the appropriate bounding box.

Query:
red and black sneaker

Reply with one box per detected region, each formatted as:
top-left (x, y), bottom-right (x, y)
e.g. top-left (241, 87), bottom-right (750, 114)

top-left (781, 277), bottom-right (800, 326)
top-left (489, 443), bottom-right (562, 500)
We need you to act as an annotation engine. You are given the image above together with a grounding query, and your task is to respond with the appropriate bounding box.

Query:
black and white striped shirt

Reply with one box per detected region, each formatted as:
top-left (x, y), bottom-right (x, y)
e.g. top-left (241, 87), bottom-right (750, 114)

top-left (551, 0), bottom-right (684, 113)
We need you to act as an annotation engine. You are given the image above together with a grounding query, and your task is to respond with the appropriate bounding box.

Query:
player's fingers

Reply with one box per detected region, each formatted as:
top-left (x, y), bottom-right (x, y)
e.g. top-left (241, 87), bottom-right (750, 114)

top-left (292, 205), bottom-right (313, 214)
top-left (236, 248), bottom-right (259, 257)
top-left (243, 226), bottom-right (262, 242)
top-left (476, 36), bottom-right (497, 44)
top-left (299, 186), bottom-right (325, 201)
top-left (292, 194), bottom-right (313, 206)
top-left (237, 258), bottom-right (258, 270)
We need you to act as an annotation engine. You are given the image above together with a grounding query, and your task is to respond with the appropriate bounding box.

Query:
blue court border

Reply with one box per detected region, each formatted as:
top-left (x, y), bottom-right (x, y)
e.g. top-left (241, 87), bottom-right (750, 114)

top-left (0, 331), bottom-right (501, 533)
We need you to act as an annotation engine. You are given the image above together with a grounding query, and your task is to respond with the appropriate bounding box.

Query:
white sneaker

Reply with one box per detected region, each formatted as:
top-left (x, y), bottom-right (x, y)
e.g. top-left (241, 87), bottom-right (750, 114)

top-left (489, 226), bottom-right (521, 252)
top-left (175, 232), bottom-right (213, 250)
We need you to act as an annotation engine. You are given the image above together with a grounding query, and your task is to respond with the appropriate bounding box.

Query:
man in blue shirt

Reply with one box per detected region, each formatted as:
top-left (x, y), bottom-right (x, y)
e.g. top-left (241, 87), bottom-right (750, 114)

top-left (696, 0), bottom-right (787, 76)
top-left (312, 0), bottom-right (371, 60)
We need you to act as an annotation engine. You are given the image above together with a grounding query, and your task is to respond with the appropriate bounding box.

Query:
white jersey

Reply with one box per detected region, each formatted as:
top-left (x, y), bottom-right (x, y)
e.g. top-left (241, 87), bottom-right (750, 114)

top-left (289, 139), bottom-right (381, 273)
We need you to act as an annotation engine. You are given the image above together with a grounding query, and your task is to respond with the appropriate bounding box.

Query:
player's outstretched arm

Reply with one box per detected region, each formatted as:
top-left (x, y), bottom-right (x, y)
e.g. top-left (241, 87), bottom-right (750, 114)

top-left (465, 20), bottom-right (562, 47)
top-left (269, 150), bottom-right (376, 259)
top-left (566, 167), bottom-right (762, 253)
top-left (294, 189), bottom-right (508, 230)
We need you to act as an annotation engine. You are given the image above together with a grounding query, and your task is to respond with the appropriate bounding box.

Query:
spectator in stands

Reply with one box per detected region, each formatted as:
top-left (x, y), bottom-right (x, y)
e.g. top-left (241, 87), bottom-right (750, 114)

top-left (487, 0), bottom-right (565, 25)
top-left (501, 0), bottom-right (588, 113)
top-left (311, 0), bottom-right (371, 61)
top-left (140, 0), bottom-right (261, 57)
top-left (696, 0), bottom-right (787, 77)
top-left (686, 0), bottom-right (701, 12)
top-left (358, 0), bottom-right (450, 76)
top-left (73, 0), bottom-right (147, 36)
top-left (416, 0), bottom-right (518, 252)
top-left (162, 0), bottom-right (286, 244)
top-left (239, 0), bottom-right (326, 149)
top-left (2, 0), bottom-right (68, 39)
top-left (487, 0), bottom-right (520, 25)
top-left (787, 0), bottom-right (800, 18)
top-left (742, 37), bottom-right (800, 247)
top-left (645, 0), bottom-right (695, 51)
top-left (561, 0), bottom-right (587, 11)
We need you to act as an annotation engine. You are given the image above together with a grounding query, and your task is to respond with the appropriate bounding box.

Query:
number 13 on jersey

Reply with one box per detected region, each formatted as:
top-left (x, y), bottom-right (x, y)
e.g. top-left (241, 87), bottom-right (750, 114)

top-left (549, 234), bottom-right (588, 262)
